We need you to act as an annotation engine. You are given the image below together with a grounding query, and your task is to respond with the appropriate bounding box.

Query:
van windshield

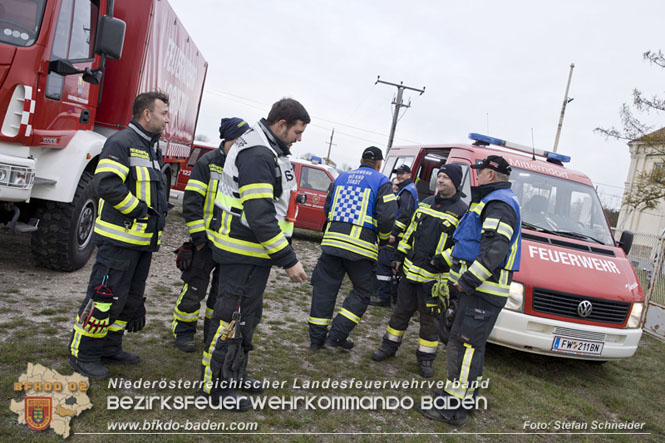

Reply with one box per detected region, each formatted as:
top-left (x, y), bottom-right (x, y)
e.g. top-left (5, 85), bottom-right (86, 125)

top-left (0, 0), bottom-right (46, 47)
top-left (510, 168), bottom-right (614, 246)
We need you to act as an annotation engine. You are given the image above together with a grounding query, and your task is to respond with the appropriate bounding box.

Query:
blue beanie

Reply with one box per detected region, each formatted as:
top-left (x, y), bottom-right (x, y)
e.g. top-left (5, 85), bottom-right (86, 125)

top-left (219, 117), bottom-right (249, 141)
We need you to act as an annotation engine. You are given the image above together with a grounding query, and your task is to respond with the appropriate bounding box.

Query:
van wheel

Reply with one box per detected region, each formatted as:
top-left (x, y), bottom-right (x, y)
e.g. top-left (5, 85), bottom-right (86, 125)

top-left (31, 171), bottom-right (97, 271)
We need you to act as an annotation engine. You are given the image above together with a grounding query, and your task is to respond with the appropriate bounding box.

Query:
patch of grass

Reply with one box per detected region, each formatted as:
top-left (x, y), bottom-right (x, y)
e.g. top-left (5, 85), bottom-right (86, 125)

top-left (36, 308), bottom-right (57, 316)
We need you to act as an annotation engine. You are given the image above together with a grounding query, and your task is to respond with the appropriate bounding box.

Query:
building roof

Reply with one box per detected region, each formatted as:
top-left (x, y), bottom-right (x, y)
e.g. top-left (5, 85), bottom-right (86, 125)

top-left (631, 127), bottom-right (665, 144)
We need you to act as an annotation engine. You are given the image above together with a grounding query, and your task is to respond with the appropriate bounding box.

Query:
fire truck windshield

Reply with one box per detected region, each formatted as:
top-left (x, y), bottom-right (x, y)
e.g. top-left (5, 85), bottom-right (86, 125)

top-left (0, 0), bottom-right (46, 47)
top-left (510, 168), bottom-right (614, 246)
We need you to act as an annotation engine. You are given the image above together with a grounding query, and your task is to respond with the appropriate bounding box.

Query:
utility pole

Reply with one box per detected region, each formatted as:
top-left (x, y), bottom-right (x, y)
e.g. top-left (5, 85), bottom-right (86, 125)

top-left (553, 63), bottom-right (575, 153)
top-left (325, 128), bottom-right (336, 165)
top-left (375, 76), bottom-right (425, 156)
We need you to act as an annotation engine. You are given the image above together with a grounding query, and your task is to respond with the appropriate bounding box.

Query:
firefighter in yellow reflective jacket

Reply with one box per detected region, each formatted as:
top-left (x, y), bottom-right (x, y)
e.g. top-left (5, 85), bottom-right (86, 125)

top-left (420, 155), bottom-right (521, 426)
top-left (172, 118), bottom-right (250, 352)
top-left (372, 164), bottom-right (467, 377)
top-left (68, 92), bottom-right (170, 381)
top-left (200, 99), bottom-right (309, 411)
top-left (308, 146), bottom-right (397, 350)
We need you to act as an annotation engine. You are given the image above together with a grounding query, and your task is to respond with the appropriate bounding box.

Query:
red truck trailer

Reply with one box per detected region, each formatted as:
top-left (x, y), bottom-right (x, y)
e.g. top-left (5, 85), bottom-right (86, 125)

top-left (0, 0), bottom-right (207, 270)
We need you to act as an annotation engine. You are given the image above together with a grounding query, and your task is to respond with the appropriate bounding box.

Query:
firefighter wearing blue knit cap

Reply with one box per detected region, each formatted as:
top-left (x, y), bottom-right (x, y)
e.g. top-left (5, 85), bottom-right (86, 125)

top-left (172, 117), bottom-right (249, 352)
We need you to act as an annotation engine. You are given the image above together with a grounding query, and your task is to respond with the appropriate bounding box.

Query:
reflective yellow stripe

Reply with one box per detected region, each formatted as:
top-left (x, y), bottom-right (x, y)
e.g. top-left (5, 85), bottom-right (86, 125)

top-left (202, 319), bottom-right (228, 394)
top-left (404, 257), bottom-right (437, 282)
top-left (386, 325), bottom-right (405, 337)
top-left (468, 260), bottom-right (492, 281)
top-left (205, 307), bottom-right (214, 319)
top-left (505, 232), bottom-right (520, 269)
top-left (418, 337), bottom-right (438, 353)
top-left (93, 218), bottom-right (153, 245)
top-left (378, 231), bottom-right (391, 241)
top-left (187, 219), bottom-right (206, 234)
top-left (73, 323), bottom-right (107, 339)
top-left (96, 158), bottom-right (129, 180)
top-left (419, 207), bottom-right (460, 225)
top-left (239, 183), bottom-right (273, 203)
top-left (185, 179), bottom-right (207, 196)
top-left (308, 316), bottom-right (332, 326)
top-left (459, 343), bottom-right (475, 395)
top-left (383, 193), bottom-right (397, 202)
top-left (113, 192), bottom-right (140, 215)
top-left (496, 221), bottom-right (514, 239)
top-left (470, 201), bottom-right (485, 215)
top-left (210, 234), bottom-right (270, 259)
top-left (340, 308), bottom-right (360, 324)
top-left (108, 320), bottom-right (127, 332)
top-left (321, 237), bottom-right (378, 261)
top-left (261, 232), bottom-right (289, 255)
top-left (394, 220), bottom-right (407, 230)
top-left (482, 217), bottom-right (500, 231)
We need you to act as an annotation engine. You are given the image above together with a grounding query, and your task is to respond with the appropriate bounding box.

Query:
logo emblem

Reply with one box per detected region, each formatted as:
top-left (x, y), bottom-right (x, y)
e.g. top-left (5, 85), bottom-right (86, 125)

top-left (577, 300), bottom-right (593, 318)
top-left (25, 397), bottom-right (52, 431)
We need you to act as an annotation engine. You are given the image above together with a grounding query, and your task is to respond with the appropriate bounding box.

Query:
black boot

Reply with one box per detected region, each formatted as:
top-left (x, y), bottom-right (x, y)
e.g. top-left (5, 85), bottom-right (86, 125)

top-left (324, 336), bottom-right (354, 351)
top-left (371, 337), bottom-right (399, 361)
top-left (69, 356), bottom-right (110, 380)
top-left (239, 354), bottom-right (265, 394)
top-left (102, 350), bottom-right (140, 365)
top-left (419, 394), bottom-right (467, 426)
top-left (175, 336), bottom-right (196, 353)
top-left (418, 359), bottom-right (434, 378)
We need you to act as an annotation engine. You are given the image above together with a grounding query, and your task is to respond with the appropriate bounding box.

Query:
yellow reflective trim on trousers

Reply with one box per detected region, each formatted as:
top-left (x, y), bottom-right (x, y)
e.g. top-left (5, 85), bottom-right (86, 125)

top-left (113, 192), bottom-right (140, 215)
top-left (70, 328), bottom-right (82, 357)
top-left (185, 179), bottom-right (208, 196)
top-left (459, 343), bottom-right (475, 393)
top-left (202, 319), bottom-right (229, 394)
top-left (308, 316), bottom-right (332, 326)
top-left (96, 158), bottom-right (129, 180)
top-left (262, 231), bottom-right (289, 255)
top-left (378, 231), bottom-right (391, 241)
top-left (340, 308), bottom-right (360, 324)
top-left (172, 284), bottom-right (189, 337)
top-left (386, 325), bottom-right (405, 337)
top-left (174, 308), bottom-right (199, 322)
top-left (418, 337), bottom-right (438, 353)
top-left (321, 237), bottom-right (378, 260)
top-left (211, 234), bottom-right (270, 259)
top-left (468, 260), bottom-right (492, 281)
top-left (383, 193), bottom-right (397, 202)
top-left (444, 379), bottom-right (467, 399)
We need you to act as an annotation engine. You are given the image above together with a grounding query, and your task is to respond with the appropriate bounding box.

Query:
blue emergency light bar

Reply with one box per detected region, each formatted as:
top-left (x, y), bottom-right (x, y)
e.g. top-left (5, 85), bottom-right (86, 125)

top-left (468, 133), bottom-right (570, 163)
top-left (310, 155), bottom-right (323, 164)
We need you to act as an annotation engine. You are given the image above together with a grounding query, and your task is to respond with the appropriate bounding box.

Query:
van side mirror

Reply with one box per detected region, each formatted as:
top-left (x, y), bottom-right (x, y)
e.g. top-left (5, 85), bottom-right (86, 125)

top-left (618, 230), bottom-right (633, 255)
top-left (296, 194), bottom-right (307, 204)
top-left (95, 15), bottom-right (126, 60)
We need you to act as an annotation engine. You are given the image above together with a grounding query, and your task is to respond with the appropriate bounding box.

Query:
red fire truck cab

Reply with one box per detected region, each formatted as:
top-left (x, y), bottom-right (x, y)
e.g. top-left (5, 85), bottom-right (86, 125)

top-left (0, 0), bottom-right (207, 270)
top-left (385, 133), bottom-right (644, 361)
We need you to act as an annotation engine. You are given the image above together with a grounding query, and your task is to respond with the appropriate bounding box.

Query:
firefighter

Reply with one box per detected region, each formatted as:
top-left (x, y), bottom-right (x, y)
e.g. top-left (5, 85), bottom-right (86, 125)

top-left (372, 164), bottom-right (467, 377)
top-left (420, 155), bottom-right (521, 425)
top-left (68, 92), bottom-right (170, 380)
top-left (172, 117), bottom-right (250, 352)
top-left (200, 99), bottom-right (309, 411)
top-left (370, 164), bottom-right (418, 307)
top-left (308, 146), bottom-right (397, 350)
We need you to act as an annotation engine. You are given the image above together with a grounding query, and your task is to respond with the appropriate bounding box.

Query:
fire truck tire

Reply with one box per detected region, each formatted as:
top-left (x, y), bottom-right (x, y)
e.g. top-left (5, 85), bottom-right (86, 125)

top-left (31, 171), bottom-right (97, 271)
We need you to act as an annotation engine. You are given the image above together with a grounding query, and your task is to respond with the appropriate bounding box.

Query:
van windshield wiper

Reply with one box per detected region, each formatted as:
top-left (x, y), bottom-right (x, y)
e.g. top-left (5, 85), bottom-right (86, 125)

top-left (551, 230), bottom-right (606, 245)
top-left (521, 221), bottom-right (556, 235)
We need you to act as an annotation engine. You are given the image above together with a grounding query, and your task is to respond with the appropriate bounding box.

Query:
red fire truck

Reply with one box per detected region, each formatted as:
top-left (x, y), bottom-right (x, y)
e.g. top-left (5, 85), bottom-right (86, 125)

top-left (0, 0), bottom-right (207, 270)
top-left (385, 133), bottom-right (644, 361)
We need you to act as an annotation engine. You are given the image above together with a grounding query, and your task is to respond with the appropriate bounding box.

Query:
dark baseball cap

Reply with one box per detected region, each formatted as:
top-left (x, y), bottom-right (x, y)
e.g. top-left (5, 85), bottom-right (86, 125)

top-left (470, 155), bottom-right (512, 174)
top-left (392, 164), bottom-right (411, 174)
top-left (362, 146), bottom-right (384, 161)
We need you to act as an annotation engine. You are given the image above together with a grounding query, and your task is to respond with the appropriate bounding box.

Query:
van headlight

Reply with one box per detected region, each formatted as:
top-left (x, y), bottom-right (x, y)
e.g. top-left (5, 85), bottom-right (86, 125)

top-left (505, 281), bottom-right (524, 312)
top-left (626, 302), bottom-right (643, 328)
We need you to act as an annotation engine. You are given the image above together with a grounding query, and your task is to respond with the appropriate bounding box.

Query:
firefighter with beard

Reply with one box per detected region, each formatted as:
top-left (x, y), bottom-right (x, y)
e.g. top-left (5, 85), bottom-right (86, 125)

top-left (372, 164), bottom-right (467, 377)
top-left (200, 99), bottom-right (309, 411)
top-left (370, 164), bottom-right (418, 307)
top-left (420, 155), bottom-right (521, 426)
top-left (308, 146), bottom-right (397, 350)
top-left (171, 118), bottom-right (250, 352)
top-left (68, 92), bottom-right (169, 380)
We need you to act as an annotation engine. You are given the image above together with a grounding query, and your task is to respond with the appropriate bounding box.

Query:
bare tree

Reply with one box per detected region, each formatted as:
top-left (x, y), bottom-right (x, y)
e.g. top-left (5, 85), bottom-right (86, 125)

top-left (595, 50), bottom-right (665, 210)
top-left (194, 134), bottom-right (210, 142)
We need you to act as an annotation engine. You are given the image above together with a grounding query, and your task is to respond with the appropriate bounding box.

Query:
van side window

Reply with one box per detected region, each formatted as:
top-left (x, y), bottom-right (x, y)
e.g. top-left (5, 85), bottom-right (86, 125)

top-left (300, 166), bottom-right (331, 192)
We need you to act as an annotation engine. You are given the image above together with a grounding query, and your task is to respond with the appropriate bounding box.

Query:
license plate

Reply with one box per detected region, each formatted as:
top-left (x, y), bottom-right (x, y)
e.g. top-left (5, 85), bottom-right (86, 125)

top-left (551, 336), bottom-right (604, 356)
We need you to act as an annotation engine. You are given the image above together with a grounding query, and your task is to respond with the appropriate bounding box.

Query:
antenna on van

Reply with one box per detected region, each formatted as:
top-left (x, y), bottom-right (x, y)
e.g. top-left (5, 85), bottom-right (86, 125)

top-left (531, 128), bottom-right (536, 161)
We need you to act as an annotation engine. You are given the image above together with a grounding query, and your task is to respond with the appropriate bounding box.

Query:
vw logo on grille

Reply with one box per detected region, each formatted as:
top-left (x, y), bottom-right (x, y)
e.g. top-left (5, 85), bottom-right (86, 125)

top-left (578, 300), bottom-right (593, 318)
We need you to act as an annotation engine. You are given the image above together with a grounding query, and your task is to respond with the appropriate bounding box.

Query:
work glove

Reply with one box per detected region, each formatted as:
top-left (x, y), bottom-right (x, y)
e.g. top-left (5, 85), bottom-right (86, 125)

top-left (222, 337), bottom-right (246, 382)
top-left (424, 279), bottom-right (449, 316)
top-left (126, 297), bottom-right (146, 333)
top-left (174, 241), bottom-right (196, 271)
top-left (80, 277), bottom-right (116, 334)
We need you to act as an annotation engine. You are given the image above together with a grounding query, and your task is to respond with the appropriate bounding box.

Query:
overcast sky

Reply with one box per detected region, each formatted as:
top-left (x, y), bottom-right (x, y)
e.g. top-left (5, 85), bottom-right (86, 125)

top-left (169, 0), bottom-right (665, 209)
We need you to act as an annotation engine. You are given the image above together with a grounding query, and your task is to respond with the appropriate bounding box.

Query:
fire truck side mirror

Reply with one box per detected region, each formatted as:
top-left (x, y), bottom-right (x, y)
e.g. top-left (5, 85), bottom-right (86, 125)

top-left (618, 230), bottom-right (633, 255)
top-left (95, 15), bottom-right (126, 60)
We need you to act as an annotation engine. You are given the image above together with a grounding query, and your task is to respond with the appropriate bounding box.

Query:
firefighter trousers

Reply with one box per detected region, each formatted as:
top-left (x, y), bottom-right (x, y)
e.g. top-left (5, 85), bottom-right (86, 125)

top-left (375, 244), bottom-right (397, 303)
top-left (382, 278), bottom-right (440, 360)
top-left (443, 287), bottom-right (504, 399)
top-left (201, 263), bottom-right (270, 394)
top-left (69, 243), bottom-right (152, 362)
top-left (308, 252), bottom-right (376, 345)
top-left (172, 242), bottom-right (220, 342)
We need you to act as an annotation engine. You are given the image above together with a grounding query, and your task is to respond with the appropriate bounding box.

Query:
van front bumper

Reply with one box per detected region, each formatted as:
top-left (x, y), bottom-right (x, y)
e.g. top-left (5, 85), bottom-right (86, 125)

top-left (488, 309), bottom-right (643, 360)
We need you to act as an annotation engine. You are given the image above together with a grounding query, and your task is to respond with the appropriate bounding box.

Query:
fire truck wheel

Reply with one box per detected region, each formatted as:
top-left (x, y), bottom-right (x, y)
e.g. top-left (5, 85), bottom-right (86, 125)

top-left (31, 171), bottom-right (97, 271)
